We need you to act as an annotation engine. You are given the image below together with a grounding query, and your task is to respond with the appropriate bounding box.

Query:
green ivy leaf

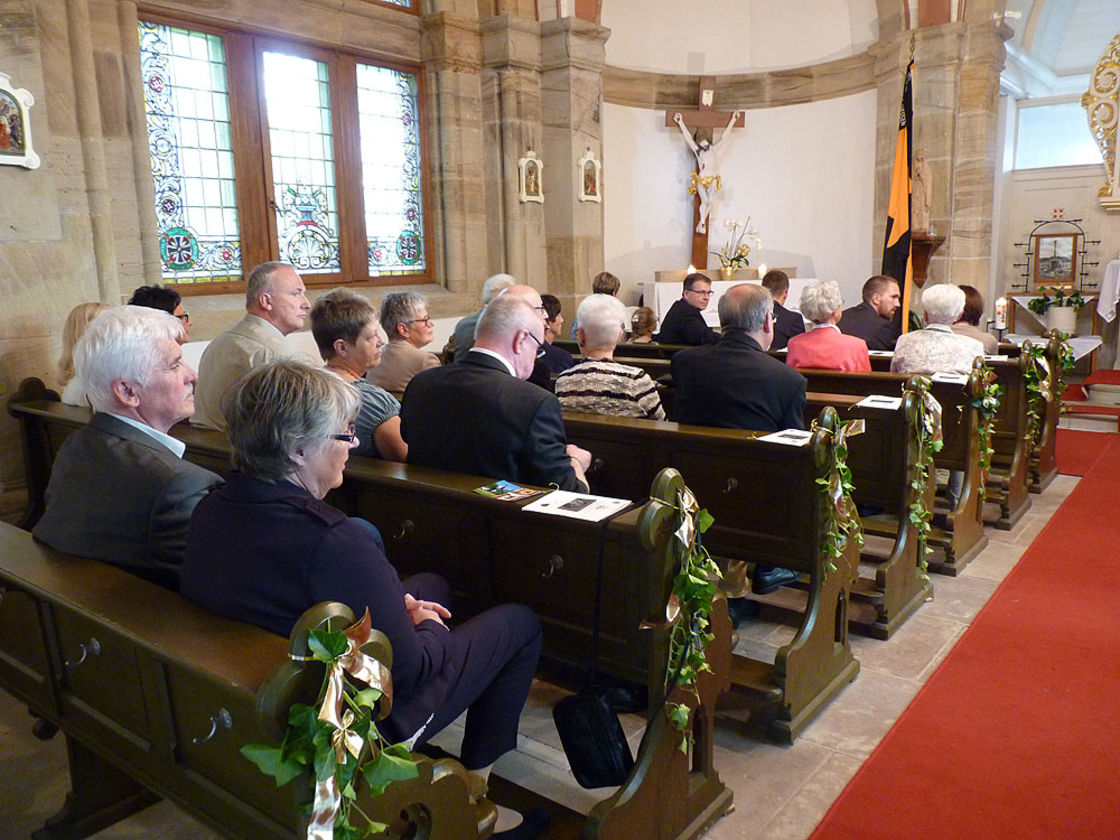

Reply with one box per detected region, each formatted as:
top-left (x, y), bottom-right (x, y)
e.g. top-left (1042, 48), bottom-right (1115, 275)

top-left (362, 749), bottom-right (420, 796)
top-left (667, 702), bottom-right (691, 730)
top-left (697, 508), bottom-right (715, 533)
top-left (308, 628), bottom-right (350, 662)
top-left (352, 688), bottom-right (383, 710)
top-left (241, 744), bottom-right (305, 787)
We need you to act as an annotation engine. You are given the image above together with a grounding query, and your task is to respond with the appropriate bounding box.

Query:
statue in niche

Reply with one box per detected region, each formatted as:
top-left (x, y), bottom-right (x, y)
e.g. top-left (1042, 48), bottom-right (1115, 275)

top-left (912, 148), bottom-right (932, 232)
top-left (673, 109), bottom-right (741, 234)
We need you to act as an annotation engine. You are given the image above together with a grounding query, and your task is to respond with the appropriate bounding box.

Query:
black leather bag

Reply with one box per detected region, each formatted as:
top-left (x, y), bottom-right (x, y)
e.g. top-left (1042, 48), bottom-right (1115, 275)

top-left (552, 690), bottom-right (634, 788)
top-left (550, 522), bottom-right (634, 789)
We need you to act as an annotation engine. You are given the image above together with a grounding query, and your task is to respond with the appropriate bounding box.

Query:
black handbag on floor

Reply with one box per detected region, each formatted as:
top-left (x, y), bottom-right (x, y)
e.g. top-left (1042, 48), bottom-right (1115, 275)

top-left (551, 524), bottom-right (635, 789)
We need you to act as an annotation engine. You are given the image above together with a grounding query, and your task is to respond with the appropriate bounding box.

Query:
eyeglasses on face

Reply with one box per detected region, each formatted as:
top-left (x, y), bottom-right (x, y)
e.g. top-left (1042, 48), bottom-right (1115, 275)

top-left (407, 316), bottom-right (434, 325)
top-left (524, 330), bottom-right (545, 351)
top-left (176, 312), bottom-right (191, 322)
top-left (686, 288), bottom-right (713, 297)
top-left (331, 423), bottom-right (358, 443)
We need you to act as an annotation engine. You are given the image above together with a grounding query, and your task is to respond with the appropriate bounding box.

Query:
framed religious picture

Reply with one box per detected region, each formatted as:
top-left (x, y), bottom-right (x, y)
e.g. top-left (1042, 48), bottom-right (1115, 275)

top-left (1032, 232), bottom-right (1078, 289)
top-left (0, 73), bottom-right (40, 170)
top-left (518, 150), bottom-right (543, 204)
top-left (577, 148), bottom-right (601, 203)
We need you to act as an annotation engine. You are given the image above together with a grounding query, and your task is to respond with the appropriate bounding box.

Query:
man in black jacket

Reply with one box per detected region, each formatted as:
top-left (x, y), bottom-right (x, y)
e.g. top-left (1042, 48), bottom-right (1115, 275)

top-left (402, 293), bottom-right (592, 492)
top-left (837, 274), bottom-right (903, 351)
top-left (761, 269), bottom-right (805, 351)
top-left (656, 273), bottom-right (720, 345)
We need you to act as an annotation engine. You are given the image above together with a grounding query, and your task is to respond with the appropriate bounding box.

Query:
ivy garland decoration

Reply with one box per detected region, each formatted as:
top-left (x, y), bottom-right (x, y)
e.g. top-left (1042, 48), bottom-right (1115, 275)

top-left (903, 377), bottom-right (944, 576)
top-left (810, 417), bottom-right (865, 576)
top-left (1022, 344), bottom-right (1049, 445)
top-left (655, 486), bottom-right (722, 752)
top-left (241, 610), bottom-right (420, 840)
top-left (971, 361), bottom-right (1003, 500)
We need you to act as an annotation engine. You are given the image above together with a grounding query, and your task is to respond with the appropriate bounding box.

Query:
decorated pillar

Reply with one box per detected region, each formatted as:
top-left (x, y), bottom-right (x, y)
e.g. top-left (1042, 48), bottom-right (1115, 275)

top-left (539, 17), bottom-right (608, 307)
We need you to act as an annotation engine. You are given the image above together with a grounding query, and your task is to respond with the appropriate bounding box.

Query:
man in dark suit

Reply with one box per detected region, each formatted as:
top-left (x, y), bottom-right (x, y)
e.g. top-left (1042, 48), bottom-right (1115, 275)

top-left (671, 283), bottom-right (806, 601)
top-left (402, 292), bottom-right (592, 492)
top-left (761, 269), bottom-right (806, 351)
top-left (34, 305), bottom-right (222, 590)
top-left (837, 274), bottom-right (903, 351)
top-left (655, 273), bottom-right (720, 345)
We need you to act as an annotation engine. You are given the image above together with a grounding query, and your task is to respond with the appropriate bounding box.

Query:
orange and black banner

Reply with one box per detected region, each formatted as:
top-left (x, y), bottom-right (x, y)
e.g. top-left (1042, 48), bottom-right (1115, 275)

top-left (882, 60), bottom-right (913, 311)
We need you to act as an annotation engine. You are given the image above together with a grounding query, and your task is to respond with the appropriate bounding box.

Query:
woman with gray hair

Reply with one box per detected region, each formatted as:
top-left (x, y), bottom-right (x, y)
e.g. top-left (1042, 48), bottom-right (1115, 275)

top-left (785, 279), bottom-right (871, 372)
top-left (555, 294), bottom-right (666, 419)
top-left (891, 283), bottom-right (984, 376)
top-left (367, 291), bottom-right (440, 400)
top-left (182, 360), bottom-right (544, 837)
top-left (310, 288), bottom-right (407, 462)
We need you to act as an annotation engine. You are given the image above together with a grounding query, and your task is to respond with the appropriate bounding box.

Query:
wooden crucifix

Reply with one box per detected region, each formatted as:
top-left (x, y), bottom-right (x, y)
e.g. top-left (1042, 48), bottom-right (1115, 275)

top-left (665, 76), bottom-right (744, 268)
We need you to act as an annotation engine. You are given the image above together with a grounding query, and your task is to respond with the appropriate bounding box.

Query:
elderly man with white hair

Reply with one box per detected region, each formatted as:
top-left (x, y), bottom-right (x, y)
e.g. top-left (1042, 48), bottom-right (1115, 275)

top-left (33, 305), bottom-right (222, 589)
top-left (449, 272), bottom-right (517, 362)
top-left (555, 294), bottom-right (666, 420)
top-left (891, 283), bottom-right (984, 376)
top-left (785, 280), bottom-right (871, 372)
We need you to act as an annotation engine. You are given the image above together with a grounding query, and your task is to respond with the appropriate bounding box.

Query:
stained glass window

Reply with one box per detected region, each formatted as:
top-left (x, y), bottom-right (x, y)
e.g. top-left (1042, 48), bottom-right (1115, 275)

top-left (262, 51), bottom-right (341, 272)
top-left (357, 64), bottom-right (425, 275)
top-left (138, 21), bottom-right (241, 283)
top-left (137, 17), bottom-right (429, 288)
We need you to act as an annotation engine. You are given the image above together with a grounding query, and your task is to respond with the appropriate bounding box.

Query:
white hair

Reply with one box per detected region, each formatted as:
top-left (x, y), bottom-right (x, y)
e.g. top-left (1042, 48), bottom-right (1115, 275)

top-left (576, 294), bottom-right (627, 351)
top-left (476, 294), bottom-right (539, 342)
top-left (482, 273), bottom-right (516, 304)
top-left (799, 280), bottom-right (845, 323)
top-left (75, 305), bottom-right (184, 412)
top-left (920, 283), bottom-right (966, 326)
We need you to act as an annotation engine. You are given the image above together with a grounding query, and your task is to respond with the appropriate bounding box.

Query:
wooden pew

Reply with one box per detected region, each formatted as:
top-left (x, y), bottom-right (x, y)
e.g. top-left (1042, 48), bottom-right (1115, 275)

top-left (6, 380), bottom-right (735, 840)
top-left (782, 369), bottom-right (988, 576)
top-left (562, 406), bottom-right (861, 742)
top-left (801, 390), bottom-right (935, 639)
top-left (1025, 335), bottom-right (1064, 494)
top-left (0, 522), bottom-right (494, 839)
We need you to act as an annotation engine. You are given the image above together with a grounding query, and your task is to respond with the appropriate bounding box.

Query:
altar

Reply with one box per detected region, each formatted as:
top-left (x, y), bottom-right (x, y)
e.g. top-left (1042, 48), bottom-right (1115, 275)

top-left (640, 267), bottom-right (806, 329)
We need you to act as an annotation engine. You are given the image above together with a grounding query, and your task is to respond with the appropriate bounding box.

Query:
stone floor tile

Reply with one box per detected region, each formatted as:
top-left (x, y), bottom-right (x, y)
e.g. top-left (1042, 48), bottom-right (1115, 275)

top-left (850, 611), bottom-right (963, 681)
top-left (755, 752), bottom-right (866, 840)
top-left (796, 669), bottom-right (920, 759)
top-left (962, 537), bottom-right (1025, 580)
top-left (915, 572), bottom-right (1000, 624)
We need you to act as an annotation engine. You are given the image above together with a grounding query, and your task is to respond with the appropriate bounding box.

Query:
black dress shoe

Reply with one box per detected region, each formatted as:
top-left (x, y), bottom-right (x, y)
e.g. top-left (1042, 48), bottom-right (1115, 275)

top-left (725, 597), bottom-right (760, 629)
top-left (604, 683), bottom-right (648, 714)
top-left (494, 807), bottom-right (550, 840)
top-left (751, 565), bottom-right (801, 596)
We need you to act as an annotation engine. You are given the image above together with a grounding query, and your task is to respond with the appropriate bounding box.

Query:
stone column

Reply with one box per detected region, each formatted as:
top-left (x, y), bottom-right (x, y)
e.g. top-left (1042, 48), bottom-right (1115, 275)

top-left (873, 12), bottom-right (1008, 293)
top-left (480, 14), bottom-right (546, 285)
top-left (539, 17), bottom-right (608, 312)
top-left (421, 10), bottom-right (488, 297)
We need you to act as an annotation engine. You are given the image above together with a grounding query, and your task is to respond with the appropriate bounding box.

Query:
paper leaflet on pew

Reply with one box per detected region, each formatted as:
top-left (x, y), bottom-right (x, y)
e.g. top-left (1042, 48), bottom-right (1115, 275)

top-left (856, 395), bottom-right (903, 410)
top-left (756, 429), bottom-right (813, 446)
top-left (521, 490), bottom-right (633, 522)
top-left (473, 479), bottom-right (545, 502)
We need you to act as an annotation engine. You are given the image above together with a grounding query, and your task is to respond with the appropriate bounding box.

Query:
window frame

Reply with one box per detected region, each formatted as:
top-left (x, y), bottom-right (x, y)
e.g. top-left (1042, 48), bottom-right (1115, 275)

top-left (138, 11), bottom-right (433, 295)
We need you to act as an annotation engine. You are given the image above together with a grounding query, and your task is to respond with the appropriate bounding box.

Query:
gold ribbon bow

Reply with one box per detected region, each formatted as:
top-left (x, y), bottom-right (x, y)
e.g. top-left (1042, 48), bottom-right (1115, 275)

top-left (1035, 355), bottom-right (1053, 403)
top-left (906, 377), bottom-right (944, 449)
top-left (811, 418), bottom-right (865, 528)
top-left (639, 486), bottom-right (699, 630)
top-left (308, 609), bottom-right (395, 840)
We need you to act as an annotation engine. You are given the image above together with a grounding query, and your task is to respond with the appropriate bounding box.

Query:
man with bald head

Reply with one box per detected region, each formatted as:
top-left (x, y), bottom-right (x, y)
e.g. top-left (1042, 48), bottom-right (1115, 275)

top-left (672, 283), bottom-right (807, 431)
top-left (401, 293), bottom-right (591, 492)
top-left (449, 272), bottom-right (517, 362)
top-left (192, 261), bottom-right (311, 430)
top-left (671, 283), bottom-right (807, 600)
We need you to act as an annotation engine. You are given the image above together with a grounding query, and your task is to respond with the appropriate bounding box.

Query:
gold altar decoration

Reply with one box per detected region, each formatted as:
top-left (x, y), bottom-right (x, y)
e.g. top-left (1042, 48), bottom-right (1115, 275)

top-left (1081, 32), bottom-right (1120, 210)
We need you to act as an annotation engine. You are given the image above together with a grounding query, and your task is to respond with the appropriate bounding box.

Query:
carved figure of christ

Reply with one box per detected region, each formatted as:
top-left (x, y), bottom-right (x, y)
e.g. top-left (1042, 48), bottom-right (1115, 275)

top-left (665, 77), bottom-right (744, 264)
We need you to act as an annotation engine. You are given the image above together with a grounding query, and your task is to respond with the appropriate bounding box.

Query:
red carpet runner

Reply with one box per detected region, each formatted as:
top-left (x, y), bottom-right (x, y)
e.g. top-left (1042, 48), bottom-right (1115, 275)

top-left (810, 434), bottom-right (1120, 840)
top-left (1055, 428), bottom-right (1115, 476)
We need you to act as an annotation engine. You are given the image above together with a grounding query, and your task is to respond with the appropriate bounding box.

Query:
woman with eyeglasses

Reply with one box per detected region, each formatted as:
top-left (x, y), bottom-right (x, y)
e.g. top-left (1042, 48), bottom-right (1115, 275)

top-left (310, 288), bottom-right (408, 463)
top-left (182, 359), bottom-right (545, 839)
top-left (127, 284), bottom-right (191, 342)
top-left (367, 291), bottom-right (441, 400)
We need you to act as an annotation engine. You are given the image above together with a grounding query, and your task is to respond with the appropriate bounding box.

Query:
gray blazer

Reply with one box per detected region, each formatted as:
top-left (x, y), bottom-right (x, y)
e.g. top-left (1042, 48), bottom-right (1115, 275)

top-left (33, 413), bottom-right (223, 589)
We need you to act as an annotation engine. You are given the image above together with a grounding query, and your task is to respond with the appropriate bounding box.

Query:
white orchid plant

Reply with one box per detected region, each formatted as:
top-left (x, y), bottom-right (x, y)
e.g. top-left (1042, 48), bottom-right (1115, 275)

top-left (711, 217), bottom-right (760, 269)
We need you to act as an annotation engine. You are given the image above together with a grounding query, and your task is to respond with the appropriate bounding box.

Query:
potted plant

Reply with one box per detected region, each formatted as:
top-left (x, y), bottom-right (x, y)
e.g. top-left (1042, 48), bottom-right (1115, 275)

top-left (711, 218), bottom-right (757, 281)
top-left (1027, 287), bottom-right (1085, 335)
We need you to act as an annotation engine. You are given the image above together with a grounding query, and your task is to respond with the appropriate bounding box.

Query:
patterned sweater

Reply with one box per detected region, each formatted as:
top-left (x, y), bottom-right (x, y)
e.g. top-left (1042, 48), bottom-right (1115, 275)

top-left (555, 359), bottom-right (666, 420)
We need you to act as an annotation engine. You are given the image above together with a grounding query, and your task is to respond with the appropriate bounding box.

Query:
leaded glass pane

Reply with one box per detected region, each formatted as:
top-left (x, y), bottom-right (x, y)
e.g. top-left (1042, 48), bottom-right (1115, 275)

top-left (139, 20), bottom-right (242, 283)
top-left (262, 51), bottom-right (340, 272)
top-left (356, 64), bottom-right (425, 275)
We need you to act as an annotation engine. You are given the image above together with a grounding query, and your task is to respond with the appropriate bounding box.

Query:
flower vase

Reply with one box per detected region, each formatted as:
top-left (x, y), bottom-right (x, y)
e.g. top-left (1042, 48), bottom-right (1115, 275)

top-left (1046, 306), bottom-right (1077, 336)
top-left (720, 266), bottom-right (735, 282)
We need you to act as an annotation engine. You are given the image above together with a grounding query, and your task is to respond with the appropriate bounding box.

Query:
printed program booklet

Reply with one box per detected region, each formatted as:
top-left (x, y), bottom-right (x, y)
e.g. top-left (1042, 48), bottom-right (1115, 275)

top-left (521, 490), bottom-right (633, 522)
top-left (473, 480), bottom-right (545, 502)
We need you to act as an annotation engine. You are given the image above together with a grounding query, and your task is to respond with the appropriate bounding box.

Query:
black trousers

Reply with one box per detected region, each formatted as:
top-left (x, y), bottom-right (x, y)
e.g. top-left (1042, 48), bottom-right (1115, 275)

top-left (404, 573), bottom-right (542, 770)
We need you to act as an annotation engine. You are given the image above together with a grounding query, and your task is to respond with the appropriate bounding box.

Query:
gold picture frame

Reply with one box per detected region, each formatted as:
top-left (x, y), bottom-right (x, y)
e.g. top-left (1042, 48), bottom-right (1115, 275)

top-left (1032, 232), bottom-right (1078, 289)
